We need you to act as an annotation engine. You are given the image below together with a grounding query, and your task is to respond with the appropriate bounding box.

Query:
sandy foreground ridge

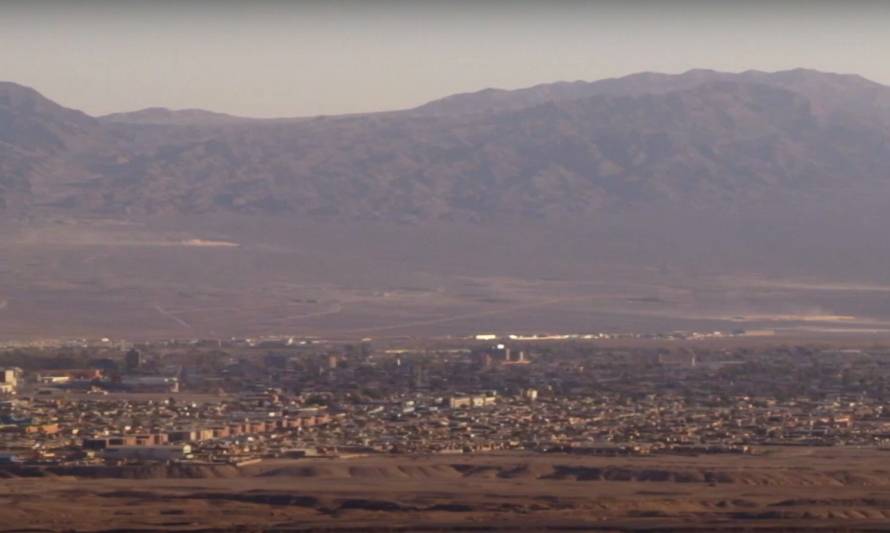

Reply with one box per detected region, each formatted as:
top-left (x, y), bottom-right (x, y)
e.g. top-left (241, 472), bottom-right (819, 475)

top-left (2, 447), bottom-right (890, 531)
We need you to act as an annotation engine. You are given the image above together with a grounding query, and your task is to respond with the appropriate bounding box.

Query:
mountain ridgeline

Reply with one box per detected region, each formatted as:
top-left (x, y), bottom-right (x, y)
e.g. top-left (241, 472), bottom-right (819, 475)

top-left (2, 68), bottom-right (890, 220)
top-left (5, 69), bottom-right (890, 340)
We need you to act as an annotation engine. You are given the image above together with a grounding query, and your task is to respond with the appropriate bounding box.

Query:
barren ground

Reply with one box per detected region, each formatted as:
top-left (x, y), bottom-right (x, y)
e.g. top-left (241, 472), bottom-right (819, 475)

top-left (3, 447), bottom-right (890, 531)
top-left (5, 215), bottom-right (890, 342)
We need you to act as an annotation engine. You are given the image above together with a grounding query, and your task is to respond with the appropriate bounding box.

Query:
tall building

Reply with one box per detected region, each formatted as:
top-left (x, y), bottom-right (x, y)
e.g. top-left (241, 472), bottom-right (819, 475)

top-left (125, 349), bottom-right (142, 373)
top-left (412, 363), bottom-right (428, 389)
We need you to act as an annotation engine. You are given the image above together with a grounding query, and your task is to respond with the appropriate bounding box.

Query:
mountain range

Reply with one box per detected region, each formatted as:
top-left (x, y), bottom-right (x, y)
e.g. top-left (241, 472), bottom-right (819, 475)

top-left (4, 68), bottom-right (890, 340)
top-left (3, 68), bottom-right (890, 221)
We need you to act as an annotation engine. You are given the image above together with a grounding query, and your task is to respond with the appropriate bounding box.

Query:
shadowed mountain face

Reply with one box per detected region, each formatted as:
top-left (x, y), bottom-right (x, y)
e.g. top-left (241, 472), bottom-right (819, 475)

top-left (4, 69), bottom-right (890, 339)
top-left (2, 68), bottom-right (890, 220)
top-left (0, 82), bottom-right (98, 210)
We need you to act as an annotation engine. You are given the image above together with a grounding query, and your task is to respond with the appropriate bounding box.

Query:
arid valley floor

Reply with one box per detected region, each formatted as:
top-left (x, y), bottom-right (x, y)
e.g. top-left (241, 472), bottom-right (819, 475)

top-left (6, 215), bottom-right (890, 342)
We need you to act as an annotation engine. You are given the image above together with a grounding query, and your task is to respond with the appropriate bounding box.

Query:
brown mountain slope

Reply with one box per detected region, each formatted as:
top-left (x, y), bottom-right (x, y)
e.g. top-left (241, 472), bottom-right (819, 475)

top-left (2, 69), bottom-right (890, 220)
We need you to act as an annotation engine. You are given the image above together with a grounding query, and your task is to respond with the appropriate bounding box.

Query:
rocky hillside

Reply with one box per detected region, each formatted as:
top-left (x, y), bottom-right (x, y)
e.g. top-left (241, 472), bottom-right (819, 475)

top-left (2, 69), bottom-right (890, 220)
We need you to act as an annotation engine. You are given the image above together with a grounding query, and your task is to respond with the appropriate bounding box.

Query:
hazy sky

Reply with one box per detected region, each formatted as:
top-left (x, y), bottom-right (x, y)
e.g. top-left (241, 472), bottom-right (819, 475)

top-left (2, 0), bottom-right (890, 117)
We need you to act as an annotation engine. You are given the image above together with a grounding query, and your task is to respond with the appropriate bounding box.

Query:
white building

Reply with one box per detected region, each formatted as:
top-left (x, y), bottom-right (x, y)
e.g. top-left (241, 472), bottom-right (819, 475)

top-left (0, 368), bottom-right (22, 395)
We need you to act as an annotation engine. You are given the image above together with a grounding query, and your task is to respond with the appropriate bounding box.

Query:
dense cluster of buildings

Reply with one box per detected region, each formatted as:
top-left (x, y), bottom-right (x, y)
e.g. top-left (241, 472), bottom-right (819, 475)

top-left (2, 339), bottom-right (890, 467)
top-left (0, 390), bottom-right (335, 464)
